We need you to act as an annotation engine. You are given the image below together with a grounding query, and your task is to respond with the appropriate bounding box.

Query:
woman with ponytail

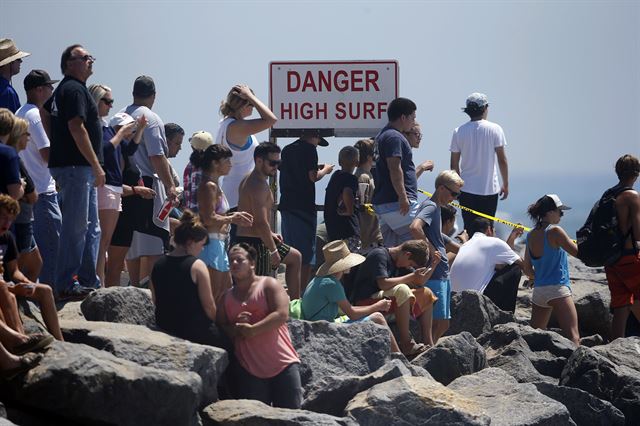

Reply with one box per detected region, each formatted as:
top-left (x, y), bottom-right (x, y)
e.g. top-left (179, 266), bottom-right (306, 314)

top-left (150, 210), bottom-right (224, 346)
top-left (191, 144), bottom-right (253, 302)
top-left (523, 194), bottom-right (580, 345)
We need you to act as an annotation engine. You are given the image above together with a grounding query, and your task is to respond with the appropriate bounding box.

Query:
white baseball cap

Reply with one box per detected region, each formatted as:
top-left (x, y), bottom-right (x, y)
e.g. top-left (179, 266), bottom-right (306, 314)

top-left (465, 92), bottom-right (489, 108)
top-left (108, 112), bottom-right (135, 128)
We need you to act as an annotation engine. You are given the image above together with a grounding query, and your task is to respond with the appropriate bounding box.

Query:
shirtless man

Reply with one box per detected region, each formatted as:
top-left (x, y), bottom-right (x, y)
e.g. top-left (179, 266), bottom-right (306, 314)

top-left (605, 154), bottom-right (640, 339)
top-left (235, 142), bottom-right (302, 299)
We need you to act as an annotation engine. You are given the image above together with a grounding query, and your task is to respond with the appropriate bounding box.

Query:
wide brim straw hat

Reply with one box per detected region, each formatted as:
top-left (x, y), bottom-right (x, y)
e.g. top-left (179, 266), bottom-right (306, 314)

top-left (316, 240), bottom-right (365, 276)
top-left (0, 39), bottom-right (30, 68)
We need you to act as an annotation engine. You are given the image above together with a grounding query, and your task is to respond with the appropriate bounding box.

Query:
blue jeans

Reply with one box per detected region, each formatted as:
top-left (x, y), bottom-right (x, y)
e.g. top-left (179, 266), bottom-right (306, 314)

top-left (50, 166), bottom-right (101, 292)
top-left (33, 191), bottom-right (62, 286)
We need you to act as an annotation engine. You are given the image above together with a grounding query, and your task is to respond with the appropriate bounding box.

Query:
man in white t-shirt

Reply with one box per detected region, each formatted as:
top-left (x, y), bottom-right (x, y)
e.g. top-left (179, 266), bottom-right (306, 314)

top-left (450, 218), bottom-right (523, 312)
top-left (450, 93), bottom-right (509, 236)
top-left (15, 69), bottom-right (61, 286)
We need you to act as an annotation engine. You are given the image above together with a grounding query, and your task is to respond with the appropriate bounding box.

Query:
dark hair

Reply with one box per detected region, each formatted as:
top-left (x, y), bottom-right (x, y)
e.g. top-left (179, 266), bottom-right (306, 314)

top-left (387, 97), bottom-right (416, 122)
top-left (164, 123), bottom-right (184, 140)
top-left (399, 239), bottom-right (429, 267)
top-left (254, 141), bottom-right (280, 160)
top-left (190, 144), bottom-right (232, 170)
top-left (354, 138), bottom-right (375, 166)
top-left (60, 44), bottom-right (83, 74)
top-left (473, 217), bottom-right (493, 233)
top-left (173, 210), bottom-right (208, 246)
top-left (615, 154), bottom-right (640, 181)
top-left (441, 205), bottom-right (457, 223)
top-left (463, 105), bottom-right (487, 119)
top-left (527, 195), bottom-right (556, 225)
top-left (229, 243), bottom-right (258, 263)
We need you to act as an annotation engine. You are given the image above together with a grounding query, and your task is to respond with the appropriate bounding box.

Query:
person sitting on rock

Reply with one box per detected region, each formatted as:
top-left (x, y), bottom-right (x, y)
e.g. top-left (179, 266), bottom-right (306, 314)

top-left (523, 194), bottom-right (579, 345)
top-left (150, 210), bottom-right (227, 348)
top-left (0, 194), bottom-right (63, 340)
top-left (300, 240), bottom-right (400, 354)
top-left (352, 239), bottom-right (440, 358)
top-left (218, 243), bottom-right (302, 409)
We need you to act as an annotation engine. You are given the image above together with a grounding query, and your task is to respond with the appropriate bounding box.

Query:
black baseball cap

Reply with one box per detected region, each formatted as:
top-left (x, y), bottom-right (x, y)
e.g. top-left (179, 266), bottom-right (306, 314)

top-left (23, 69), bottom-right (59, 91)
top-left (132, 75), bottom-right (156, 97)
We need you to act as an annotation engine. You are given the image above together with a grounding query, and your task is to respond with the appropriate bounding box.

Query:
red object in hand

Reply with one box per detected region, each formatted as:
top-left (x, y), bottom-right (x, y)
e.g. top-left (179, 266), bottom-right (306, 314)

top-left (156, 198), bottom-right (173, 221)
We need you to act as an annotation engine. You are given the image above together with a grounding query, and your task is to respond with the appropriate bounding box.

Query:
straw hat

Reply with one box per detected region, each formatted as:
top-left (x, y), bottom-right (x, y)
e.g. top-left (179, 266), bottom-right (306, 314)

top-left (316, 240), bottom-right (365, 276)
top-left (0, 39), bottom-right (30, 67)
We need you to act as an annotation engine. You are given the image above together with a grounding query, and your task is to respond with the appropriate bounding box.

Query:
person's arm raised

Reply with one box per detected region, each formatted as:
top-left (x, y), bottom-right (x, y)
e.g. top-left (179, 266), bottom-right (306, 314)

top-left (226, 85), bottom-right (277, 148)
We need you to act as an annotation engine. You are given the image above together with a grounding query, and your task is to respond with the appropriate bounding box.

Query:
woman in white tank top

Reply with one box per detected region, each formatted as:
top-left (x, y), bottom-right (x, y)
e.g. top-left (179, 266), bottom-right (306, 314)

top-left (215, 85), bottom-right (277, 209)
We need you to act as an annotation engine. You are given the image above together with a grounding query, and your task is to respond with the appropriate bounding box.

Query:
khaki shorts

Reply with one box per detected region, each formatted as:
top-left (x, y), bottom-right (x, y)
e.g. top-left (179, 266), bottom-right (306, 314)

top-left (532, 284), bottom-right (572, 308)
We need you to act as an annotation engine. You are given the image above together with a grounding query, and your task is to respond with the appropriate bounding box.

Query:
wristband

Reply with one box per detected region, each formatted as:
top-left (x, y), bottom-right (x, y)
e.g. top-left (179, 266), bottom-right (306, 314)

top-left (269, 249), bottom-right (278, 256)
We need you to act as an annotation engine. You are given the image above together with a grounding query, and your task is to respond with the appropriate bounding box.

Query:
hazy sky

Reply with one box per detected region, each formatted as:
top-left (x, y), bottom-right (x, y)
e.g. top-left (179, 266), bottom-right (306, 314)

top-left (2, 0), bottom-right (639, 221)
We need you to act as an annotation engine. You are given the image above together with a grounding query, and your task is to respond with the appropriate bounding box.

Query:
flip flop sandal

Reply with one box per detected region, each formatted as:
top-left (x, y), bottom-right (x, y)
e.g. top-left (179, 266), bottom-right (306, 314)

top-left (1, 352), bottom-right (43, 381)
top-left (400, 340), bottom-right (429, 359)
top-left (12, 333), bottom-right (54, 355)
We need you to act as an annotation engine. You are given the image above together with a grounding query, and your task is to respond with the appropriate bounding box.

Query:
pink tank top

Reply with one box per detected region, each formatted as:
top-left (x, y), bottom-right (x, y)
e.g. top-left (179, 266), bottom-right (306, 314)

top-left (223, 278), bottom-right (299, 378)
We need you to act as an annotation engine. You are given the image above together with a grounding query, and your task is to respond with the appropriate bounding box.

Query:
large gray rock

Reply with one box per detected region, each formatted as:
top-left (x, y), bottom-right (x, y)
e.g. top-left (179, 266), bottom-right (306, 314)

top-left (568, 280), bottom-right (612, 338)
top-left (345, 376), bottom-right (491, 425)
top-left (288, 320), bottom-right (391, 391)
top-left (560, 346), bottom-right (640, 423)
top-left (410, 331), bottom-right (487, 385)
top-left (478, 322), bottom-right (576, 382)
top-left (5, 341), bottom-right (202, 426)
top-left (302, 359), bottom-right (414, 416)
top-left (448, 368), bottom-right (575, 425)
top-left (61, 319), bottom-right (228, 405)
top-left (446, 290), bottom-right (514, 337)
top-left (592, 336), bottom-right (640, 371)
top-left (534, 382), bottom-right (625, 425)
top-left (57, 301), bottom-right (85, 321)
top-left (202, 399), bottom-right (357, 425)
top-left (80, 286), bottom-right (155, 327)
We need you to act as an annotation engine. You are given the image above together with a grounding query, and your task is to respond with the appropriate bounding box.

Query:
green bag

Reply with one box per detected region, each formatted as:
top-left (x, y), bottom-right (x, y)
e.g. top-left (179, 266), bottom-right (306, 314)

top-left (289, 299), bottom-right (304, 319)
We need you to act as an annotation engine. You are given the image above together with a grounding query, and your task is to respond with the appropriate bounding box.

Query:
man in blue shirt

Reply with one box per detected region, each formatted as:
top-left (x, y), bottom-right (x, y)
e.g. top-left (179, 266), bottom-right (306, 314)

top-left (0, 39), bottom-right (30, 113)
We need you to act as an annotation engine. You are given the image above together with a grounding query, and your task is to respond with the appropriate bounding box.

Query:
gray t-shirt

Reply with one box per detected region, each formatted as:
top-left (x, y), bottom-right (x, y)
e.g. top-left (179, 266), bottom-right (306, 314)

top-left (415, 198), bottom-right (449, 280)
top-left (124, 105), bottom-right (167, 178)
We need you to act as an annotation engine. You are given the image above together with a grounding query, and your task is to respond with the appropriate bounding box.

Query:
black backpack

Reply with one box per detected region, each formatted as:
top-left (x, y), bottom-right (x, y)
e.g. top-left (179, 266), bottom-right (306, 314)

top-left (577, 185), bottom-right (633, 267)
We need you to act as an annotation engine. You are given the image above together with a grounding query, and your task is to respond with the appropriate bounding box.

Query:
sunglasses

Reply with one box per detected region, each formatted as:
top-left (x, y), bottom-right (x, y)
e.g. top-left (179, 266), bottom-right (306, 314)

top-left (69, 54), bottom-right (95, 62)
top-left (267, 159), bottom-right (281, 167)
top-left (444, 185), bottom-right (460, 198)
top-left (101, 98), bottom-right (114, 106)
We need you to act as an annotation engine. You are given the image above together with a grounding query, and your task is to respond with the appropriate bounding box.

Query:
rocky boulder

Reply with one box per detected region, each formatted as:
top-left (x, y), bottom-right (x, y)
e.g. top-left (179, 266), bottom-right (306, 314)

top-left (560, 346), bottom-right (640, 422)
top-left (345, 375), bottom-right (491, 425)
top-left (80, 287), bottom-right (155, 327)
top-left (410, 331), bottom-right (487, 385)
top-left (533, 382), bottom-right (625, 425)
top-left (302, 359), bottom-right (414, 416)
top-left (2, 341), bottom-right (202, 426)
top-left (202, 399), bottom-right (357, 425)
top-left (288, 320), bottom-right (391, 392)
top-left (592, 336), bottom-right (640, 371)
top-left (448, 368), bottom-right (575, 425)
top-left (446, 290), bottom-right (514, 337)
top-left (61, 319), bottom-right (228, 405)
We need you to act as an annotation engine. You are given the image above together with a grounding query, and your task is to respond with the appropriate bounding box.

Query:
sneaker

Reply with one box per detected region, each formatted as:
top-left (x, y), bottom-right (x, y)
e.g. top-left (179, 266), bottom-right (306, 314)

top-left (12, 333), bottom-right (54, 355)
top-left (57, 283), bottom-right (94, 302)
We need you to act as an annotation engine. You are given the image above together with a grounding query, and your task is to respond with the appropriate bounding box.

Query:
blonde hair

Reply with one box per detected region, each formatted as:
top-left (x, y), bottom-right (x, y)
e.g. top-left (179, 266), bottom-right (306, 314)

top-left (435, 170), bottom-right (464, 188)
top-left (219, 85), bottom-right (254, 117)
top-left (7, 117), bottom-right (28, 150)
top-left (0, 108), bottom-right (14, 137)
top-left (88, 84), bottom-right (112, 106)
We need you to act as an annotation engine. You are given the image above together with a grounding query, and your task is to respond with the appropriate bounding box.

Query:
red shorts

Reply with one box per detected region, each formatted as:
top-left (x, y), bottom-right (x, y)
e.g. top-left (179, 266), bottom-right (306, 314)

top-left (605, 253), bottom-right (640, 308)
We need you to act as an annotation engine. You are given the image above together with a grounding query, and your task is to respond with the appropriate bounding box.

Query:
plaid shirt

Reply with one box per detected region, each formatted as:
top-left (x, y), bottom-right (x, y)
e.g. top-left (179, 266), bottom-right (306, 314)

top-left (183, 162), bottom-right (202, 212)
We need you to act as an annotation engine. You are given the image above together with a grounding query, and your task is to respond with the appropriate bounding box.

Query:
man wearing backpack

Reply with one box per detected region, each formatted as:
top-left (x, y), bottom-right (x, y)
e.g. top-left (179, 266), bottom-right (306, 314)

top-left (604, 154), bottom-right (640, 339)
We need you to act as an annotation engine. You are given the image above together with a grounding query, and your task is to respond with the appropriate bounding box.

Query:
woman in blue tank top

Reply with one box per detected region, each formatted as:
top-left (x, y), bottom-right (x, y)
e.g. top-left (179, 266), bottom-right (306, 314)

top-left (523, 194), bottom-right (580, 345)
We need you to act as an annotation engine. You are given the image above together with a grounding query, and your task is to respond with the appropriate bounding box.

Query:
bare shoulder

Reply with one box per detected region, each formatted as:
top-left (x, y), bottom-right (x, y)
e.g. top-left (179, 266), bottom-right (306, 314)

top-left (617, 188), bottom-right (639, 204)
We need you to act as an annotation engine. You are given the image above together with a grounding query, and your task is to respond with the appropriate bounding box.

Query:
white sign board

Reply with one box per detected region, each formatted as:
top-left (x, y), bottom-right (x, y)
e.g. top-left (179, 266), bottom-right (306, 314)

top-left (269, 60), bottom-right (398, 137)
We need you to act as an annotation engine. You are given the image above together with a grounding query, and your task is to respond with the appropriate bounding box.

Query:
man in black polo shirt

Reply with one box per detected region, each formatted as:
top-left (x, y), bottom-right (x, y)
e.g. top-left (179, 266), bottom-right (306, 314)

top-left (279, 132), bottom-right (333, 287)
top-left (42, 44), bottom-right (104, 300)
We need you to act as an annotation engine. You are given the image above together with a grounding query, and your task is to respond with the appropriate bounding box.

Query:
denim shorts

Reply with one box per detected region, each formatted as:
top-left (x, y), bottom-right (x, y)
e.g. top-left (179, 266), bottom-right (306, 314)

top-left (13, 222), bottom-right (38, 253)
top-left (280, 210), bottom-right (316, 265)
top-left (425, 279), bottom-right (451, 320)
top-left (198, 236), bottom-right (229, 272)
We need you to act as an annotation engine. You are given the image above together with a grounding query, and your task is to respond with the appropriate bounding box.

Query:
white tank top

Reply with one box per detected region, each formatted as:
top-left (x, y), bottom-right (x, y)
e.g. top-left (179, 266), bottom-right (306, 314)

top-left (215, 117), bottom-right (258, 208)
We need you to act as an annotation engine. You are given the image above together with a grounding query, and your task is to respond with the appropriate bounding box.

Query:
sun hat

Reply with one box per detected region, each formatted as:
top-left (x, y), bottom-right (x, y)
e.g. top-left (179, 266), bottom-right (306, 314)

top-left (23, 70), bottom-right (59, 91)
top-left (539, 193), bottom-right (572, 215)
top-left (315, 240), bottom-right (365, 276)
top-left (189, 130), bottom-right (214, 151)
top-left (109, 112), bottom-right (135, 128)
top-left (464, 92), bottom-right (488, 109)
top-left (0, 39), bottom-right (30, 67)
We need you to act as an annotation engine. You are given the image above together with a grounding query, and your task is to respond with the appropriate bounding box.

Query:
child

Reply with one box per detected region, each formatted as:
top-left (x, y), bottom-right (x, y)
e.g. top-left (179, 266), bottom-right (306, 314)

top-left (354, 139), bottom-right (383, 251)
top-left (301, 240), bottom-right (400, 354)
top-left (324, 146), bottom-right (361, 252)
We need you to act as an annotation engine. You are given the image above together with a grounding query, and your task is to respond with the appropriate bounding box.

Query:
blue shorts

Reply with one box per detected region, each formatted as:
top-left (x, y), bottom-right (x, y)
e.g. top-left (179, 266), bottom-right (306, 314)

top-left (425, 279), bottom-right (451, 320)
top-left (13, 222), bottom-right (38, 254)
top-left (198, 237), bottom-right (229, 272)
top-left (281, 209), bottom-right (316, 265)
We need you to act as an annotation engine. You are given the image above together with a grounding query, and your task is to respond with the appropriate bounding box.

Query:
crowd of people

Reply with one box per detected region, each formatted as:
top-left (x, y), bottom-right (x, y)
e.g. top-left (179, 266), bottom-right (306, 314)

top-left (0, 38), bottom-right (639, 409)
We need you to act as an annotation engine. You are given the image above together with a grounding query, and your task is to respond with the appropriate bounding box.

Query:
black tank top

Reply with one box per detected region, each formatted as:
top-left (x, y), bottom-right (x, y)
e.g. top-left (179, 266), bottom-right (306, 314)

top-left (151, 255), bottom-right (213, 341)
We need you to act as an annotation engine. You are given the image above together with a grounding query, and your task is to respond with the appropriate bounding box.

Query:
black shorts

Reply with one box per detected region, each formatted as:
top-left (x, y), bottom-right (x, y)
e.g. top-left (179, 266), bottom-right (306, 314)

top-left (232, 235), bottom-right (290, 276)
